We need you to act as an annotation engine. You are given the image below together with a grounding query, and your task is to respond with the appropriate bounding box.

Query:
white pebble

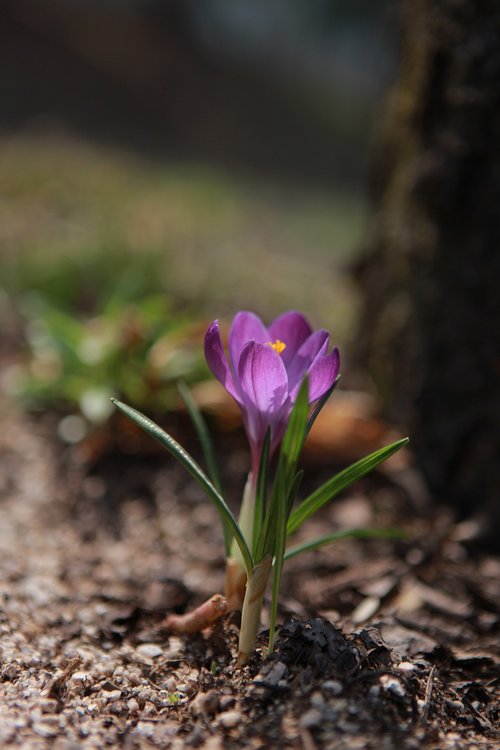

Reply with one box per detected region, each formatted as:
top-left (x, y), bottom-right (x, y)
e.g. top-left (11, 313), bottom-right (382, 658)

top-left (219, 710), bottom-right (241, 728)
top-left (136, 644), bottom-right (163, 659)
top-left (33, 721), bottom-right (59, 738)
top-left (380, 674), bottom-right (405, 698)
top-left (136, 721), bottom-right (155, 738)
top-left (127, 698), bottom-right (140, 713)
top-left (398, 661), bottom-right (417, 673)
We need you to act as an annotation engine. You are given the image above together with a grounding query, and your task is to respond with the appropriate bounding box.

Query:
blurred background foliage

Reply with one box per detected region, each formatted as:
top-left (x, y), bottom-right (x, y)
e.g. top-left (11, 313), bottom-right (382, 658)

top-left (0, 0), bottom-right (396, 430)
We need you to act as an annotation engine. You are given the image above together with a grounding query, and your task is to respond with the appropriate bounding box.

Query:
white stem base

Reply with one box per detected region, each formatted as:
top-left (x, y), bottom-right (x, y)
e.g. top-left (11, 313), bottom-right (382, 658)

top-left (237, 555), bottom-right (272, 666)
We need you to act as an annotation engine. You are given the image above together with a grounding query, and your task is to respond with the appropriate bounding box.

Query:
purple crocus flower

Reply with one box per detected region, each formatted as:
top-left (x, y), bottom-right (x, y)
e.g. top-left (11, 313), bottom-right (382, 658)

top-left (204, 311), bottom-right (340, 473)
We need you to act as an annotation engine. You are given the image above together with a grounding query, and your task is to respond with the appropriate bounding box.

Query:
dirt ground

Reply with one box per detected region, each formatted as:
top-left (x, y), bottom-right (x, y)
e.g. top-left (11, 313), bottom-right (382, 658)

top-left (0, 406), bottom-right (498, 749)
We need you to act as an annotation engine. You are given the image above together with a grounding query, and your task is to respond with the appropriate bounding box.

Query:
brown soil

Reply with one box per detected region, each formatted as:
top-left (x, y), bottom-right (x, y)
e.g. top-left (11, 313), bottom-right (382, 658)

top-left (0, 408), bottom-right (498, 749)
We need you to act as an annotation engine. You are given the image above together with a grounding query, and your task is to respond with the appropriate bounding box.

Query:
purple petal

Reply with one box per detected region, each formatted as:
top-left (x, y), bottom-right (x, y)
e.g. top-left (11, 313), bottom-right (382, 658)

top-left (238, 341), bottom-right (289, 415)
top-left (293, 346), bottom-right (340, 402)
top-left (238, 341), bottom-right (291, 464)
top-left (204, 320), bottom-right (241, 402)
top-left (228, 312), bottom-right (269, 372)
top-left (287, 329), bottom-right (330, 392)
top-left (268, 311), bottom-right (313, 368)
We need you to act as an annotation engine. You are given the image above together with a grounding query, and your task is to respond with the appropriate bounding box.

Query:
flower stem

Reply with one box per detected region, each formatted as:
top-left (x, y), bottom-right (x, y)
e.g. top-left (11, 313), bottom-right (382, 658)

top-left (237, 555), bottom-right (272, 666)
top-left (236, 472), bottom-right (256, 552)
top-left (225, 473), bottom-right (255, 610)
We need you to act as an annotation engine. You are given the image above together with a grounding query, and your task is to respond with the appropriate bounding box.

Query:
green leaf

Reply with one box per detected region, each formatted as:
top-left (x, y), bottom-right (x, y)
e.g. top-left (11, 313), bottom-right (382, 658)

top-left (280, 378), bottom-right (309, 479)
top-left (111, 398), bottom-right (253, 572)
top-left (264, 380), bottom-right (309, 654)
top-left (177, 382), bottom-right (223, 491)
top-left (284, 527), bottom-right (407, 561)
top-left (252, 428), bottom-right (271, 558)
top-left (177, 381), bottom-right (227, 551)
top-left (287, 438), bottom-right (409, 536)
top-left (254, 380), bottom-right (309, 562)
top-left (305, 375), bottom-right (340, 438)
top-left (287, 469), bottom-right (303, 516)
top-left (267, 465), bottom-right (288, 655)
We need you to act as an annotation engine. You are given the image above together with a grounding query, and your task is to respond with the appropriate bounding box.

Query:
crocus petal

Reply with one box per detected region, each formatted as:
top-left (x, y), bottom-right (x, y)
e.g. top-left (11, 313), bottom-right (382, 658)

top-left (238, 341), bottom-right (289, 415)
top-left (287, 329), bottom-right (330, 393)
top-left (228, 312), bottom-right (269, 372)
top-left (238, 341), bottom-right (291, 465)
top-left (204, 320), bottom-right (241, 402)
top-left (268, 311), bottom-right (313, 368)
top-left (204, 310), bottom-right (341, 467)
top-left (295, 346), bottom-right (340, 402)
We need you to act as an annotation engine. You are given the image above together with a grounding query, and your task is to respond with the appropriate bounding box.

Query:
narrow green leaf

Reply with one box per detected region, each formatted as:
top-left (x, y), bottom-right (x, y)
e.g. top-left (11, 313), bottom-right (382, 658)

top-left (305, 375), bottom-right (340, 438)
top-left (265, 383), bottom-right (309, 654)
top-left (254, 382), bottom-right (309, 563)
top-left (287, 438), bottom-right (409, 536)
top-left (287, 469), bottom-right (304, 516)
top-left (177, 381), bottom-right (229, 553)
top-left (252, 428), bottom-right (271, 558)
top-left (284, 527), bottom-right (407, 561)
top-left (111, 398), bottom-right (253, 572)
top-left (267, 466), bottom-right (287, 655)
top-left (178, 381), bottom-right (222, 493)
top-left (254, 486), bottom-right (277, 563)
top-left (280, 378), bottom-right (309, 476)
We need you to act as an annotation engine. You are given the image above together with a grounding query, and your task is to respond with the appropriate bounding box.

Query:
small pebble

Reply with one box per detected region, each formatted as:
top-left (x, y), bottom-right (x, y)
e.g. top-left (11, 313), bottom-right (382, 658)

top-left (398, 661), bottom-right (417, 673)
top-left (105, 690), bottom-right (122, 702)
top-left (310, 691), bottom-right (325, 709)
top-left (70, 672), bottom-right (93, 689)
top-left (136, 721), bottom-right (155, 738)
top-left (445, 699), bottom-right (465, 710)
top-left (39, 698), bottom-right (58, 713)
top-left (94, 662), bottom-right (114, 677)
top-left (300, 709), bottom-right (322, 729)
top-left (218, 710), bottom-right (241, 728)
top-left (191, 690), bottom-right (220, 717)
top-left (259, 660), bottom-right (288, 686)
top-left (127, 698), bottom-right (140, 713)
top-left (101, 680), bottom-right (119, 691)
top-left (127, 670), bottom-right (142, 687)
top-left (380, 674), bottom-right (405, 698)
top-left (136, 643), bottom-right (163, 659)
top-left (219, 694), bottom-right (236, 710)
top-left (33, 720), bottom-right (59, 738)
top-left (322, 680), bottom-right (343, 696)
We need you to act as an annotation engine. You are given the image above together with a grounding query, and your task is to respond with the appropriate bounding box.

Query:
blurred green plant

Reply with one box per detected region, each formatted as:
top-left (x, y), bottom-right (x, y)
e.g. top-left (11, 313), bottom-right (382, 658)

top-left (2, 133), bottom-right (368, 436)
top-left (11, 282), bottom-right (209, 432)
top-left (1, 134), bottom-right (364, 347)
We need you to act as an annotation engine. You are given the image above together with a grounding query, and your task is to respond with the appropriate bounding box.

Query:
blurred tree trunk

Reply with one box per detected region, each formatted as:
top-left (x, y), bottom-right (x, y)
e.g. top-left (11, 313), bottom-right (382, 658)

top-left (355, 0), bottom-right (500, 546)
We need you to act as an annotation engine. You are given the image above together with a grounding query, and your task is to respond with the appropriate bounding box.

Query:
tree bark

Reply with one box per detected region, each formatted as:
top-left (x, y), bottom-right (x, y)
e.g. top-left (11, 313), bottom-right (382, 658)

top-left (355, 0), bottom-right (500, 546)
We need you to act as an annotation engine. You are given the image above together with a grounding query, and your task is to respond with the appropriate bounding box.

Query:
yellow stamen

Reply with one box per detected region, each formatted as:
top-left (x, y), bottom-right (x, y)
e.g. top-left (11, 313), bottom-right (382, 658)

top-left (266, 339), bottom-right (286, 355)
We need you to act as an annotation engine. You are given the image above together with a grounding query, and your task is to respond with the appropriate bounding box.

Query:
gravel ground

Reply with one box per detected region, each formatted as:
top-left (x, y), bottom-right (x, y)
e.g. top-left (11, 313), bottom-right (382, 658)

top-left (0, 408), bottom-right (498, 749)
